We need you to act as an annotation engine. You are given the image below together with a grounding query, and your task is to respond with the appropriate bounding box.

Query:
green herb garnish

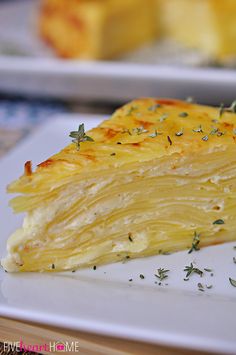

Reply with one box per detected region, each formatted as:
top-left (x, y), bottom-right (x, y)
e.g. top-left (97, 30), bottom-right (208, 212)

top-left (184, 263), bottom-right (203, 278)
top-left (229, 277), bottom-right (236, 287)
top-left (204, 268), bottom-right (213, 273)
top-left (210, 127), bottom-right (218, 135)
top-left (175, 129), bottom-right (184, 137)
top-left (188, 231), bottom-right (201, 254)
top-left (228, 100), bottom-right (236, 113)
top-left (122, 128), bottom-right (132, 135)
top-left (192, 125), bottom-right (203, 133)
top-left (179, 112), bottom-right (188, 118)
top-left (126, 106), bottom-right (137, 116)
top-left (155, 268), bottom-right (169, 281)
top-left (213, 219), bottom-right (225, 225)
top-left (202, 135), bottom-right (209, 142)
top-left (159, 113), bottom-right (169, 122)
top-left (219, 103), bottom-right (225, 117)
top-left (149, 129), bottom-right (162, 138)
top-left (148, 104), bottom-right (161, 112)
top-left (133, 126), bottom-right (148, 135)
top-left (219, 100), bottom-right (236, 117)
top-left (70, 124), bottom-right (94, 151)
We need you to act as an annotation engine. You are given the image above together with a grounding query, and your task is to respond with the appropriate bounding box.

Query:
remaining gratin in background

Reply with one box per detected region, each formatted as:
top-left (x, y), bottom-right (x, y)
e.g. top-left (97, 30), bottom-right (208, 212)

top-left (1, 98), bottom-right (236, 272)
top-left (39, 0), bottom-right (236, 61)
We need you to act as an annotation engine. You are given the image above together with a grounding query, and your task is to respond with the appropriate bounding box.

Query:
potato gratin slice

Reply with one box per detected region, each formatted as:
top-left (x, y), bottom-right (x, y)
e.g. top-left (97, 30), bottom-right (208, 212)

top-left (2, 98), bottom-right (236, 272)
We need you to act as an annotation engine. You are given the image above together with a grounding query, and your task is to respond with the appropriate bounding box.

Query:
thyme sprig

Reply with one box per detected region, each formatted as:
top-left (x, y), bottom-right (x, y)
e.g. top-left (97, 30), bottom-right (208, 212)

top-left (184, 263), bottom-right (203, 278)
top-left (219, 100), bottom-right (236, 117)
top-left (133, 126), bottom-right (149, 135)
top-left (155, 268), bottom-right (170, 281)
top-left (70, 124), bottom-right (94, 150)
top-left (122, 126), bottom-right (148, 135)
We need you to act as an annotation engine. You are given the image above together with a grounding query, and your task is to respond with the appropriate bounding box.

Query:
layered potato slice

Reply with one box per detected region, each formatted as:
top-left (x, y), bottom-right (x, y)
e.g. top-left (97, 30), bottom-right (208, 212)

top-left (2, 98), bottom-right (236, 272)
top-left (39, 0), bottom-right (156, 59)
top-left (160, 0), bottom-right (236, 60)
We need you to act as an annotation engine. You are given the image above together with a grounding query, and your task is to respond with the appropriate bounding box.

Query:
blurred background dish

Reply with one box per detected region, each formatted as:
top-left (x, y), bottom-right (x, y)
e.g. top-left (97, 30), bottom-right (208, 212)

top-left (0, 0), bottom-right (236, 104)
top-left (39, 0), bottom-right (157, 60)
top-left (38, 0), bottom-right (236, 65)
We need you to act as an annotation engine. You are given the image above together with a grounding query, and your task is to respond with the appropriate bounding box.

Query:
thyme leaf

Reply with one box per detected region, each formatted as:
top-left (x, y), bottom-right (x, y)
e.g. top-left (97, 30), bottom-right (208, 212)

top-left (149, 129), bottom-right (162, 138)
top-left (228, 100), bottom-right (236, 113)
top-left (133, 126), bottom-right (148, 135)
top-left (210, 127), bottom-right (219, 135)
top-left (204, 268), bottom-right (213, 272)
top-left (219, 100), bottom-right (236, 117)
top-left (126, 106), bottom-right (137, 116)
top-left (213, 219), bottom-right (225, 225)
top-left (159, 113), bottom-right (169, 122)
top-left (179, 112), bottom-right (188, 118)
top-left (193, 125), bottom-right (203, 133)
top-left (175, 129), bottom-right (184, 136)
top-left (70, 124), bottom-right (94, 150)
top-left (148, 104), bottom-right (161, 112)
top-left (229, 277), bottom-right (236, 287)
top-left (219, 103), bottom-right (225, 117)
top-left (202, 135), bottom-right (209, 141)
top-left (188, 231), bottom-right (201, 254)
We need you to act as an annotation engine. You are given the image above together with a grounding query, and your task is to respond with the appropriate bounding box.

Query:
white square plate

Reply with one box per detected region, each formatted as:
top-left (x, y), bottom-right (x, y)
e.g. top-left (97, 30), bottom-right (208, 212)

top-left (0, 114), bottom-right (236, 354)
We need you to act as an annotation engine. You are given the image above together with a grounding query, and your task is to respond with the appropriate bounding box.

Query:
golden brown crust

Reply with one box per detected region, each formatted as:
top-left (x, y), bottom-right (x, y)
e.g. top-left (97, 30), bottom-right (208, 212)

top-left (24, 161), bottom-right (32, 177)
top-left (8, 98), bottom-right (236, 194)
